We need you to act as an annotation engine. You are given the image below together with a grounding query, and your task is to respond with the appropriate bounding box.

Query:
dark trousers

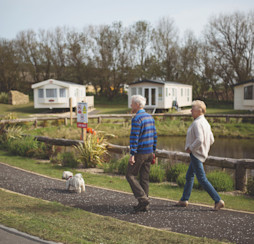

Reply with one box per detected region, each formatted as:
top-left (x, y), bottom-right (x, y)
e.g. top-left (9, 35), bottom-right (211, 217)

top-left (126, 153), bottom-right (153, 203)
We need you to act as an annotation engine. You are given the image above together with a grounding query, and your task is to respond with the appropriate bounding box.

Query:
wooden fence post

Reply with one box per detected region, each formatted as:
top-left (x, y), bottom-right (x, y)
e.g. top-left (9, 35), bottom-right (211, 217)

top-left (34, 120), bottom-right (37, 128)
top-left (64, 118), bottom-right (68, 126)
top-left (235, 162), bottom-right (247, 191)
top-left (69, 98), bottom-right (73, 126)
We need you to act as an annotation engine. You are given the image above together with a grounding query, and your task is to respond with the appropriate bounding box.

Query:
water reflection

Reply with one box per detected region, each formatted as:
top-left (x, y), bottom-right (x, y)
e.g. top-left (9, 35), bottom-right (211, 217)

top-left (110, 136), bottom-right (254, 159)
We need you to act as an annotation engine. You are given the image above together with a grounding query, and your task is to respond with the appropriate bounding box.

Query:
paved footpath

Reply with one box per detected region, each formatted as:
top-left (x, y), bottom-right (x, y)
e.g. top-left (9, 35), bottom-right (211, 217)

top-left (0, 163), bottom-right (254, 244)
top-left (0, 224), bottom-right (59, 244)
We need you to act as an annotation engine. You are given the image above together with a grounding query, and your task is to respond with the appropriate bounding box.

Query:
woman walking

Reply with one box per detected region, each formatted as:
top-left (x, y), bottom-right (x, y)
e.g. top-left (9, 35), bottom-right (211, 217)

top-left (176, 100), bottom-right (225, 210)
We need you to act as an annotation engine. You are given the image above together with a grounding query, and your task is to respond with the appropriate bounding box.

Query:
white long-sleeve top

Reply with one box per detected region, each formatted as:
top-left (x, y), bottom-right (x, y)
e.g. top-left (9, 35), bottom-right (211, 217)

top-left (185, 115), bottom-right (214, 162)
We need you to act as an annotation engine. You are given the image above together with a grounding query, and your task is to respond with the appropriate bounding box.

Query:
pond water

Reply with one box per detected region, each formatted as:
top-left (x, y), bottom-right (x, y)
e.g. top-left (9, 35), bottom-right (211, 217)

top-left (109, 136), bottom-right (254, 159)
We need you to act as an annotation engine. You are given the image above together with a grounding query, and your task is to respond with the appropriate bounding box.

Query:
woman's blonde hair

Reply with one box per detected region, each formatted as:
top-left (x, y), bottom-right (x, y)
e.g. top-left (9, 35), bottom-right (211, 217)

top-left (192, 100), bottom-right (206, 114)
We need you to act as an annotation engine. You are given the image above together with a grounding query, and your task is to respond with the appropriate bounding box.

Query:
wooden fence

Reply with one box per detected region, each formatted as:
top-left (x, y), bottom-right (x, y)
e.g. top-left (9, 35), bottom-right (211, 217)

top-left (1, 113), bottom-right (254, 126)
top-left (34, 135), bottom-right (254, 191)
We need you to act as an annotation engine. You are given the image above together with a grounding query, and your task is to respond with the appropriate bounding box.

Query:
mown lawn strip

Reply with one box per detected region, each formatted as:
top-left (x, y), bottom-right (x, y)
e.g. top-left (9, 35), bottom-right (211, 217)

top-left (0, 189), bottom-right (223, 244)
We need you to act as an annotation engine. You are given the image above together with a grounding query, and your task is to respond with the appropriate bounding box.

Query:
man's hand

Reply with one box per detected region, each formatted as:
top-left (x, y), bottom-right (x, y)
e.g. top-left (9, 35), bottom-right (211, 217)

top-left (129, 155), bottom-right (135, 165)
top-left (186, 148), bottom-right (191, 153)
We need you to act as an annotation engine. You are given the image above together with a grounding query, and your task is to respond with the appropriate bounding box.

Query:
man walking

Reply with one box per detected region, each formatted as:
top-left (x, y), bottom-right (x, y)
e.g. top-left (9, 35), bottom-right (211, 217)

top-left (126, 95), bottom-right (157, 212)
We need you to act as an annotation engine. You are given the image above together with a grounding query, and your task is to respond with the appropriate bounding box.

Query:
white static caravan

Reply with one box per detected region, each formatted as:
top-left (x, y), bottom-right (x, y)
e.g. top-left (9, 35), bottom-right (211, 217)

top-left (128, 79), bottom-right (192, 110)
top-left (234, 79), bottom-right (254, 111)
top-left (32, 79), bottom-right (86, 109)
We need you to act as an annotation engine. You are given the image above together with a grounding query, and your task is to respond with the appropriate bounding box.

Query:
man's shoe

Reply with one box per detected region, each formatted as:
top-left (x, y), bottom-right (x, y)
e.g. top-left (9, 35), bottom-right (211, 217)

top-left (214, 200), bottom-right (225, 211)
top-left (175, 200), bottom-right (188, 207)
top-left (133, 202), bottom-right (142, 210)
top-left (133, 201), bottom-right (150, 212)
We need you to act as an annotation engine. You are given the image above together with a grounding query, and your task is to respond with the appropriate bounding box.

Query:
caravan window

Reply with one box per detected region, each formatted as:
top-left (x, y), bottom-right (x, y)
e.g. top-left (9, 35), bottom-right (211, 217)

top-left (46, 89), bottom-right (57, 98)
top-left (244, 85), bottom-right (253, 100)
top-left (74, 89), bottom-right (79, 97)
top-left (60, 88), bottom-right (66, 97)
top-left (138, 87), bottom-right (142, 95)
top-left (158, 87), bottom-right (163, 101)
top-left (187, 88), bottom-right (190, 101)
top-left (131, 87), bottom-right (137, 95)
top-left (172, 88), bottom-right (177, 97)
top-left (38, 89), bottom-right (44, 98)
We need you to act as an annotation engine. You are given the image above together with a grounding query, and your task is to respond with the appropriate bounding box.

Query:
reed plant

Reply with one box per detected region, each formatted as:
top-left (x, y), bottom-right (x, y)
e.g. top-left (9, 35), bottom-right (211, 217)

top-left (74, 135), bottom-right (108, 168)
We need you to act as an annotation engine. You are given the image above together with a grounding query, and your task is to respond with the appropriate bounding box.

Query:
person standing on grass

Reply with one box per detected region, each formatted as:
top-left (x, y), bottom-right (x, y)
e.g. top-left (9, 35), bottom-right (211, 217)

top-left (176, 100), bottom-right (225, 211)
top-left (126, 95), bottom-right (157, 213)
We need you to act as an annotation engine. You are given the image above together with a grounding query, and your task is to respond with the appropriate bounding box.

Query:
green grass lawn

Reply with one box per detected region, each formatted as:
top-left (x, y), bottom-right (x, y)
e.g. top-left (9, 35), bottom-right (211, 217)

top-left (0, 102), bottom-right (51, 118)
top-left (21, 117), bottom-right (254, 139)
top-left (1, 97), bottom-right (253, 119)
top-left (94, 104), bottom-right (130, 114)
top-left (0, 150), bottom-right (253, 213)
top-left (0, 189), bottom-right (223, 244)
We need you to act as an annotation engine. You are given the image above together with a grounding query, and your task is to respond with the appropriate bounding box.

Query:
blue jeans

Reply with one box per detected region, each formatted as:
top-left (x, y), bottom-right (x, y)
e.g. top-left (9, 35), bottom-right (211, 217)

top-left (181, 153), bottom-right (221, 203)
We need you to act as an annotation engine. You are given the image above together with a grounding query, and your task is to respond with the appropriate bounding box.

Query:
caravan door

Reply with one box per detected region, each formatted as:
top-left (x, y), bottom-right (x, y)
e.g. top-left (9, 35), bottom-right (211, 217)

top-left (144, 88), bottom-right (157, 107)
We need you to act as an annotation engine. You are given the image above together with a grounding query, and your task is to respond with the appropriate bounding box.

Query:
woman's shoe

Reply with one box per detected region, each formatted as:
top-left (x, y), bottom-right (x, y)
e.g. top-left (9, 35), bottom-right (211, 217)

top-left (175, 200), bottom-right (188, 207)
top-left (214, 200), bottom-right (225, 211)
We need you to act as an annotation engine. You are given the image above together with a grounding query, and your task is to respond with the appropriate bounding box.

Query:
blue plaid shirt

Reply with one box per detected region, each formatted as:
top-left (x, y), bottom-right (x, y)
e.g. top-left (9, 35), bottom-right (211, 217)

top-left (130, 109), bottom-right (157, 155)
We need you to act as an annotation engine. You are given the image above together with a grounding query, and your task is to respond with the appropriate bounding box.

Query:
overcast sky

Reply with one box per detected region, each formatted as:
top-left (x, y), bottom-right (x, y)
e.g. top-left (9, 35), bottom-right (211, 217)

top-left (0, 0), bottom-right (253, 40)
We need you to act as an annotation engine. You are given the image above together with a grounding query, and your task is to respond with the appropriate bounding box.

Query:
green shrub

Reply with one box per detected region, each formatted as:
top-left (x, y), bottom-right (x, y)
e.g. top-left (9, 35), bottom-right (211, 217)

top-left (31, 143), bottom-right (53, 159)
top-left (51, 119), bottom-right (64, 126)
top-left (7, 136), bottom-right (39, 157)
top-left (0, 126), bottom-right (23, 145)
top-left (166, 163), bottom-right (189, 182)
top-left (149, 164), bottom-right (166, 183)
top-left (40, 120), bottom-right (50, 127)
top-left (176, 171), bottom-right (234, 192)
top-left (61, 152), bottom-right (79, 168)
top-left (176, 173), bottom-right (200, 189)
top-left (206, 171), bottom-right (234, 192)
top-left (103, 155), bottom-right (129, 175)
top-left (102, 159), bottom-right (119, 173)
top-left (0, 92), bottom-right (8, 104)
top-left (246, 177), bottom-right (254, 196)
top-left (2, 113), bottom-right (18, 120)
top-left (50, 153), bottom-right (62, 165)
top-left (117, 155), bottom-right (129, 175)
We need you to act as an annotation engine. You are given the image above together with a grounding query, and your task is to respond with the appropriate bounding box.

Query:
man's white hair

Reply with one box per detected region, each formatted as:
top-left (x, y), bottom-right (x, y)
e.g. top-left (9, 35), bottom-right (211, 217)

top-left (131, 95), bottom-right (146, 108)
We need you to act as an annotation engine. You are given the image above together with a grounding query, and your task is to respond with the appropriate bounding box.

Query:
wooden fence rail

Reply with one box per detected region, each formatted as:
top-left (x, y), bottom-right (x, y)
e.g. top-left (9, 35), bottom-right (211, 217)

top-left (34, 135), bottom-right (254, 191)
top-left (1, 113), bottom-right (254, 126)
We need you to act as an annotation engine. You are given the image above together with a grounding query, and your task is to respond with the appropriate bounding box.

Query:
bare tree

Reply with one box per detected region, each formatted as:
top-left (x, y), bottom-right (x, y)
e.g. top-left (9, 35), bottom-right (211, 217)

top-left (15, 30), bottom-right (42, 83)
top-left (50, 27), bottom-right (68, 80)
top-left (130, 21), bottom-right (153, 79)
top-left (89, 22), bottom-right (134, 97)
top-left (204, 11), bottom-right (254, 93)
top-left (110, 22), bottom-right (135, 95)
top-left (89, 24), bottom-right (113, 95)
top-left (65, 28), bottom-right (89, 84)
top-left (0, 39), bottom-right (21, 92)
top-left (152, 17), bottom-right (179, 80)
top-left (196, 43), bottom-right (220, 100)
top-left (37, 29), bottom-right (53, 80)
top-left (177, 31), bottom-right (203, 98)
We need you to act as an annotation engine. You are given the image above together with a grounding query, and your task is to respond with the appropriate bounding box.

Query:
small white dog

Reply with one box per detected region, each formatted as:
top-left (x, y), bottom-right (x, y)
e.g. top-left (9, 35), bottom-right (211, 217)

top-left (66, 173), bottom-right (86, 193)
top-left (62, 171), bottom-right (73, 180)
